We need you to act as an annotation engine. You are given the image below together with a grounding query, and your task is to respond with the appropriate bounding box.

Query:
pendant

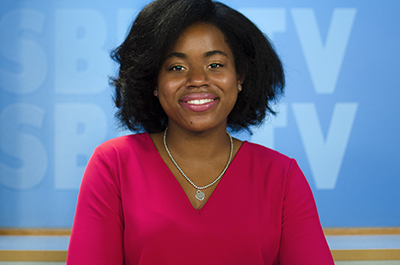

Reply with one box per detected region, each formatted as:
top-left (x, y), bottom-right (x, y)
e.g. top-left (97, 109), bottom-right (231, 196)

top-left (195, 190), bottom-right (205, 201)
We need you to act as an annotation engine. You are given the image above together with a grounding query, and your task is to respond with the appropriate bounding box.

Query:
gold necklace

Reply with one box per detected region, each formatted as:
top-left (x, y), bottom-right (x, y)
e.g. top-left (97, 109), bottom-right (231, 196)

top-left (163, 127), bottom-right (233, 201)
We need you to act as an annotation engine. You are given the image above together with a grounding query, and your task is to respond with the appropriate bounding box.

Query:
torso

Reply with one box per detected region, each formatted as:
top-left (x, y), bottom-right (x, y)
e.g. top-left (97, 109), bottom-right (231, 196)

top-left (68, 132), bottom-right (334, 265)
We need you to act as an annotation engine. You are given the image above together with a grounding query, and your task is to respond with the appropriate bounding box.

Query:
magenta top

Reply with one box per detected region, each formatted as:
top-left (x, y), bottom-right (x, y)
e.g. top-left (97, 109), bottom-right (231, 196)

top-left (67, 133), bottom-right (334, 265)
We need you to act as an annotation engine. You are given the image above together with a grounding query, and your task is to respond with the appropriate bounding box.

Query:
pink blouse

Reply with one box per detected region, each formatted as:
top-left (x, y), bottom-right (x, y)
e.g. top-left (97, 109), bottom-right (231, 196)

top-left (67, 133), bottom-right (334, 264)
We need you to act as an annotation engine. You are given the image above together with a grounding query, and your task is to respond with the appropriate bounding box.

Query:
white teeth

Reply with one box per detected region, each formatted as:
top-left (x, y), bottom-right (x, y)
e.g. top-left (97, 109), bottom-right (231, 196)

top-left (187, 99), bottom-right (214, 105)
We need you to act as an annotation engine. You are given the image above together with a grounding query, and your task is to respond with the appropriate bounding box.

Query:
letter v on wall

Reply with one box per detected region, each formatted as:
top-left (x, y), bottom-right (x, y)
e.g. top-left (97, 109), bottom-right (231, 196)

top-left (291, 8), bottom-right (357, 94)
top-left (292, 103), bottom-right (358, 189)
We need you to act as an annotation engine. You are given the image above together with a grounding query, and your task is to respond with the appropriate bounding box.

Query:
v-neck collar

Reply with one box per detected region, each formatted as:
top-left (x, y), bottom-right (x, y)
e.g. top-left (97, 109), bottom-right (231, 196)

top-left (144, 132), bottom-right (246, 214)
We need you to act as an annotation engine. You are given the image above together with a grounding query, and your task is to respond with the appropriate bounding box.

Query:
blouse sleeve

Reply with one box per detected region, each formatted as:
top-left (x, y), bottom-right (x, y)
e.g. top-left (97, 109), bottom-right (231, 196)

top-left (67, 146), bottom-right (124, 265)
top-left (279, 159), bottom-right (334, 265)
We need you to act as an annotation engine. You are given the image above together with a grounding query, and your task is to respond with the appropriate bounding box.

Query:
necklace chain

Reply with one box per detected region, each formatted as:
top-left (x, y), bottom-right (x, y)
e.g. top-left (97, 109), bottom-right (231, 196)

top-left (163, 127), bottom-right (233, 193)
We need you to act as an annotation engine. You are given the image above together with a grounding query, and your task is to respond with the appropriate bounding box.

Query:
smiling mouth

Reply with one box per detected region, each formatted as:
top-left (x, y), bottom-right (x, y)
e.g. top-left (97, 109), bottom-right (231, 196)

top-left (186, 98), bottom-right (216, 105)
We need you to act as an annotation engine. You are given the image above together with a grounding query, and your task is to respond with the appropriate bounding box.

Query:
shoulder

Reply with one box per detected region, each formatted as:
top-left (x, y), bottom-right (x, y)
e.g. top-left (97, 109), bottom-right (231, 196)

top-left (241, 141), bottom-right (293, 165)
top-left (99, 132), bottom-right (150, 149)
top-left (93, 132), bottom-right (153, 160)
top-left (237, 141), bottom-right (302, 181)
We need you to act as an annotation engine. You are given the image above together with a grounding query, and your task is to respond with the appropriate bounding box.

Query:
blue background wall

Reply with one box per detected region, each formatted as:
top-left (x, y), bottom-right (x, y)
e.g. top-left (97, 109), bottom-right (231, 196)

top-left (1, 0), bottom-right (399, 228)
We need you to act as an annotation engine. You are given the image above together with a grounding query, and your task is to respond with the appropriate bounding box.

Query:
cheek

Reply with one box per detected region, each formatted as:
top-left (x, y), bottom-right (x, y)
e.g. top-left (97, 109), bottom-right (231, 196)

top-left (157, 82), bottom-right (183, 112)
top-left (158, 74), bottom-right (185, 93)
top-left (219, 76), bottom-right (239, 99)
top-left (157, 82), bottom-right (176, 100)
top-left (212, 69), bottom-right (237, 86)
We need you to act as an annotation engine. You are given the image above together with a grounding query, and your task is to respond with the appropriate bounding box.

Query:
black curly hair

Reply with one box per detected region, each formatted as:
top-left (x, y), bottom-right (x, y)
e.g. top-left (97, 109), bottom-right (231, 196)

top-left (110, 0), bottom-right (284, 133)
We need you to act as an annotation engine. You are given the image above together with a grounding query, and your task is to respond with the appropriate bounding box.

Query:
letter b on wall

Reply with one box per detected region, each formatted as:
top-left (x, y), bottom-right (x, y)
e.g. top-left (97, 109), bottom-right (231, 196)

top-left (55, 9), bottom-right (110, 94)
top-left (55, 103), bottom-right (106, 189)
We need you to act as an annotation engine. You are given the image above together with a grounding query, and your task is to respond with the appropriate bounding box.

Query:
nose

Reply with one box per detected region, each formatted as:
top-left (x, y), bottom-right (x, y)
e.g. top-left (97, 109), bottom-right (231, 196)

top-left (185, 67), bottom-right (210, 88)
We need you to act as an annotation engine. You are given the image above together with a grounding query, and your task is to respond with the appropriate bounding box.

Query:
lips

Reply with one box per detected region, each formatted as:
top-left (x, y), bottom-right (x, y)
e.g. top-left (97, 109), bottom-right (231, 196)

top-left (181, 93), bottom-right (218, 112)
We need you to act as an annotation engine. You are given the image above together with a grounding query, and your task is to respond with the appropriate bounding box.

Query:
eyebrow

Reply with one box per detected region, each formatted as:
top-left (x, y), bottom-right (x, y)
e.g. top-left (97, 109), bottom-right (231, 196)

top-left (204, 50), bottom-right (228, 58)
top-left (166, 50), bottom-right (228, 59)
top-left (167, 52), bottom-right (187, 59)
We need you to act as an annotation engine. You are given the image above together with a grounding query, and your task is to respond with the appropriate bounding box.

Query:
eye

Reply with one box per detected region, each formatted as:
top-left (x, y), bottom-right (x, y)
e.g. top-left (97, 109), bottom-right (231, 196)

top-left (170, 65), bottom-right (186, 71)
top-left (208, 63), bottom-right (224, 69)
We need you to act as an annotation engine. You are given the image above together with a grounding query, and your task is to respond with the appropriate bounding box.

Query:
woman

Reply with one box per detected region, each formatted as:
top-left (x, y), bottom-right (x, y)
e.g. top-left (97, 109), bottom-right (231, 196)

top-left (67, 0), bottom-right (334, 264)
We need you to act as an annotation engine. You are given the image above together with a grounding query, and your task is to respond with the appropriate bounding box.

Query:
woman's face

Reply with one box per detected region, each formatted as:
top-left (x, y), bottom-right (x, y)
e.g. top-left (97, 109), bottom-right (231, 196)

top-left (157, 23), bottom-right (241, 133)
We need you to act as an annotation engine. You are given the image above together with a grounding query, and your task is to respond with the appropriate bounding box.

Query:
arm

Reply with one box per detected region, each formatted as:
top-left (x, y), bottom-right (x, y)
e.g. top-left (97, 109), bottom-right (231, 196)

top-left (67, 146), bottom-right (124, 265)
top-left (279, 159), bottom-right (334, 265)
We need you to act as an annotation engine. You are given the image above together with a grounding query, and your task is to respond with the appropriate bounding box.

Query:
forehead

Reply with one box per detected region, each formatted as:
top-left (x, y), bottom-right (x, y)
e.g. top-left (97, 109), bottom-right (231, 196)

top-left (170, 23), bottom-right (232, 56)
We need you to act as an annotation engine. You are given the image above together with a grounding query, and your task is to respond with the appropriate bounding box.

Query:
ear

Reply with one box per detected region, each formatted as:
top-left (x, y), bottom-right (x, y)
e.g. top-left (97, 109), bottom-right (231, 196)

top-left (237, 74), bottom-right (245, 85)
top-left (237, 75), bottom-right (245, 92)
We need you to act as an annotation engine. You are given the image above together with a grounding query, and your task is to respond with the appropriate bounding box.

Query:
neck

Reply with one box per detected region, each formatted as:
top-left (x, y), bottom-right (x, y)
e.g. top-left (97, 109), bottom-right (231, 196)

top-left (164, 125), bottom-right (231, 162)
